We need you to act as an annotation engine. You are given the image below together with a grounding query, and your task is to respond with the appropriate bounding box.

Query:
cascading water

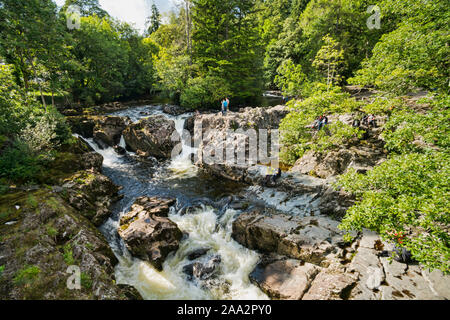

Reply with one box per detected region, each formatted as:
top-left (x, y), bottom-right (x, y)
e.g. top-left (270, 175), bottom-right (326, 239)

top-left (78, 105), bottom-right (268, 300)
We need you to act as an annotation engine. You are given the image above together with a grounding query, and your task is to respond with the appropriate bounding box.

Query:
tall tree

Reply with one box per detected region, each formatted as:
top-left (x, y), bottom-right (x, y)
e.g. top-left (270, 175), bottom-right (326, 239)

top-left (191, 0), bottom-right (264, 101)
top-left (62, 0), bottom-right (108, 17)
top-left (0, 0), bottom-right (68, 108)
top-left (147, 3), bottom-right (161, 35)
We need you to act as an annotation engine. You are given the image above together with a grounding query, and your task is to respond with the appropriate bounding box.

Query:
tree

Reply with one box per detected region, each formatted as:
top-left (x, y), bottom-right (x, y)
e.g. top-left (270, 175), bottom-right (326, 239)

top-left (62, 0), bottom-right (108, 17)
top-left (350, 0), bottom-right (449, 94)
top-left (313, 35), bottom-right (344, 90)
top-left (274, 59), bottom-right (307, 97)
top-left (191, 0), bottom-right (264, 103)
top-left (147, 3), bottom-right (161, 35)
top-left (0, 0), bottom-right (68, 108)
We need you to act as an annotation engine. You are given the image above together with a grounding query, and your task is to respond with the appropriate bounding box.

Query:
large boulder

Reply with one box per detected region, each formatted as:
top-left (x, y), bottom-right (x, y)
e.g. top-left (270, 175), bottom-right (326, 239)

top-left (123, 116), bottom-right (179, 159)
top-left (163, 104), bottom-right (186, 116)
top-left (194, 105), bottom-right (288, 182)
top-left (250, 258), bottom-right (320, 300)
top-left (61, 171), bottom-right (121, 227)
top-left (118, 197), bottom-right (182, 270)
top-left (93, 116), bottom-right (131, 148)
top-left (232, 210), bottom-right (347, 266)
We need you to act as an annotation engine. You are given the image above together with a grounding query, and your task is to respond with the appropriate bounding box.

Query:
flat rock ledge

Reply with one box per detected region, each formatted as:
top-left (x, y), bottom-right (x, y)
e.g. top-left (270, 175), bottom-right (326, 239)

top-left (118, 197), bottom-right (182, 271)
top-left (233, 210), bottom-right (450, 300)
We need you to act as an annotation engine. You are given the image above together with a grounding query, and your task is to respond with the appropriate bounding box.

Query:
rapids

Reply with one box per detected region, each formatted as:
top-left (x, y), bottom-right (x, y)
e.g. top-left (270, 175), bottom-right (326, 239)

top-left (81, 105), bottom-right (269, 300)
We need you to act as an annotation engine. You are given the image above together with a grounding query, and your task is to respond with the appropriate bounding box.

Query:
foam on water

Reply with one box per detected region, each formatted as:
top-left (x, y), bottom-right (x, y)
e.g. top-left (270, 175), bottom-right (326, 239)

top-left (114, 208), bottom-right (268, 300)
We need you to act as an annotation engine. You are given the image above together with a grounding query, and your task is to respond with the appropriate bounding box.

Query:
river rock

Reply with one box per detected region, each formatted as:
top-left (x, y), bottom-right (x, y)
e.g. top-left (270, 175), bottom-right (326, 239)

top-left (184, 255), bottom-right (222, 281)
top-left (118, 197), bottom-right (182, 270)
top-left (232, 210), bottom-right (346, 265)
top-left (163, 104), bottom-right (186, 116)
top-left (62, 171), bottom-right (121, 227)
top-left (93, 116), bottom-right (131, 148)
top-left (123, 116), bottom-right (179, 159)
top-left (249, 259), bottom-right (320, 300)
top-left (194, 105), bottom-right (288, 182)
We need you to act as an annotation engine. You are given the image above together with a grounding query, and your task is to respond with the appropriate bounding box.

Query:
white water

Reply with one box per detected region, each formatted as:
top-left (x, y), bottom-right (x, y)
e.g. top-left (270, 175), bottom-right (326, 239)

top-left (75, 107), bottom-right (268, 300)
top-left (115, 207), bottom-right (267, 300)
top-left (167, 114), bottom-right (198, 179)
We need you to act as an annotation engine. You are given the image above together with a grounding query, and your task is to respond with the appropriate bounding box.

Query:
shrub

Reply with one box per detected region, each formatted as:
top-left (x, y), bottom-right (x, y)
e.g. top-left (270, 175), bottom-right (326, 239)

top-left (14, 265), bottom-right (41, 285)
top-left (338, 152), bottom-right (450, 273)
top-left (180, 75), bottom-right (231, 110)
top-left (279, 87), bottom-right (361, 164)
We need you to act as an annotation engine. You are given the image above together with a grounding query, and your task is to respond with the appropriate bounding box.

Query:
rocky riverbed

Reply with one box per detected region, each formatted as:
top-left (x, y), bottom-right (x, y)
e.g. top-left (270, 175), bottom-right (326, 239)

top-left (1, 103), bottom-right (448, 300)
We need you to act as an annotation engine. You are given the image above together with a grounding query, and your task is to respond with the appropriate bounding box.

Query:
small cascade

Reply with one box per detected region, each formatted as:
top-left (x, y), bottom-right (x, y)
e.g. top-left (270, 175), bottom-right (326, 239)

top-left (167, 114), bottom-right (198, 179)
top-left (114, 207), bottom-right (267, 300)
top-left (72, 105), bottom-right (269, 300)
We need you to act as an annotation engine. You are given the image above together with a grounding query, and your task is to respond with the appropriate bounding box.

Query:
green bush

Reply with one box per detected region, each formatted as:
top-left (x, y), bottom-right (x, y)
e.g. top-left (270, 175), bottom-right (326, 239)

top-left (13, 265), bottom-right (41, 285)
top-left (180, 75), bottom-right (231, 110)
top-left (338, 152), bottom-right (450, 273)
top-left (279, 86), bottom-right (361, 164)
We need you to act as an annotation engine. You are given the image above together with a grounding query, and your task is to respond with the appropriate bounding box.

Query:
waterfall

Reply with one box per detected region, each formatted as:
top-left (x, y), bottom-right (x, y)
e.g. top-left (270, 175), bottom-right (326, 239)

top-left (167, 114), bottom-right (198, 179)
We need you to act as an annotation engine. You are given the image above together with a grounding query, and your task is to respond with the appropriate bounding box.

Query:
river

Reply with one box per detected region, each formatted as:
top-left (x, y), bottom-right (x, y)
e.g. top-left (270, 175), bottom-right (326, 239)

top-left (80, 105), bottom-right (269, 300)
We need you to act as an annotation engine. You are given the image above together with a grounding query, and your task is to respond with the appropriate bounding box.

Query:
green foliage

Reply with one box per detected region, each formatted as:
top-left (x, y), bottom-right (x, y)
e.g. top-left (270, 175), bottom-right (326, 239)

top-left (192, 0), bottom-right (264, 102)
top-left (13, 265), bottom-right (41, 285)
top-left (63, 244), bottom-right (75, 265)
top-left (80, 272), bottom-right (93, 289)
top-left (312, 35), bottom-right (345, 89)
top-left (382, 95), bottom-right (450, 154)
top-left (274, 60), bottom-right (307, 97)
top-left (0, 265), bottom-right (4, 278)
top-left (350, 0), bottom-right (449, 94)
top-left (147, 4), bottom-right (161, 35)
top-left (279, 86), bottom-right (361, 164)
top-left (180, 76), bottom-right (231, 109)
top-left (338, 152), bottom-right (450, 273)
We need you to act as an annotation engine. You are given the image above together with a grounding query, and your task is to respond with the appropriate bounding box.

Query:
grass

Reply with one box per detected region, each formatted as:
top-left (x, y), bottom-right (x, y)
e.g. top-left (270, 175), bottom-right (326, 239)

top-left (13, 265), bottom-right (41, 285)
top-left (63, 244), bottom-right (75, 265)
top-left (26, 194), bottom-right (38, 209)
top-left (81, 272), bottom-right (93, 290)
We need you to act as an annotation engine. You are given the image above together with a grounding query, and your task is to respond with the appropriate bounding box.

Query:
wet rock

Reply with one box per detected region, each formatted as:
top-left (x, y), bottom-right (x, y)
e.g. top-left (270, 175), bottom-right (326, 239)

top-left (187, 248), bottom-right (211, 261)
top-left (183, 255), bottom-right (222, 281)
top-left (114, 145), bottom-right (127, 155)
top-left (123, 116), bottom-right (179, 159)
top-left (118, 197), bottom-right (182, 271)
top-left (232, 210), bottom-right (345, 265)
top-left (250, 259), bottom-right (320, 300)
top-left (163, 104), bottom-right (185, 116)
top-left (93, 116), bottom-right (131, 148)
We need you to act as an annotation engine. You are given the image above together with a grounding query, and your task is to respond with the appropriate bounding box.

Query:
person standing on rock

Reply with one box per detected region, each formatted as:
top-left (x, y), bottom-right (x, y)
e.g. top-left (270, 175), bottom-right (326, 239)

top-left (221, 98), bottom-right (229, 116)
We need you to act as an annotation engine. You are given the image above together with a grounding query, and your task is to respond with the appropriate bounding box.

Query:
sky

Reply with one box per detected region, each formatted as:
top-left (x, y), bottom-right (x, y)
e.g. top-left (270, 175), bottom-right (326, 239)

top-left (54, 0), bottom-right (180, 32)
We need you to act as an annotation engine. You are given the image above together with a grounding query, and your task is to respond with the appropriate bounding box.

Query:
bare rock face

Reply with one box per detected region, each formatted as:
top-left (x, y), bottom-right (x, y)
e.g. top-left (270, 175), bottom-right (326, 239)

top-left (62, 171), bottom-right (121, 227)
top-left (232, 210), bottom-right (346, 265)
top-left (250, 259), bottom-right (320, 300)
top-left (93, 116), bottom-right (131, 148)
top-left (123, 116), bottom-right (179, 159)
top-left (302, 271), bottom-right (357, 300)
top-left (193, 105), bottom-right (288, 182)
top-left (118, 197), bottom-right (182, 271)
top-left (290, 142), bottom-right (387, 179)
top-left (163, 104), bottom-right (186, 116)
